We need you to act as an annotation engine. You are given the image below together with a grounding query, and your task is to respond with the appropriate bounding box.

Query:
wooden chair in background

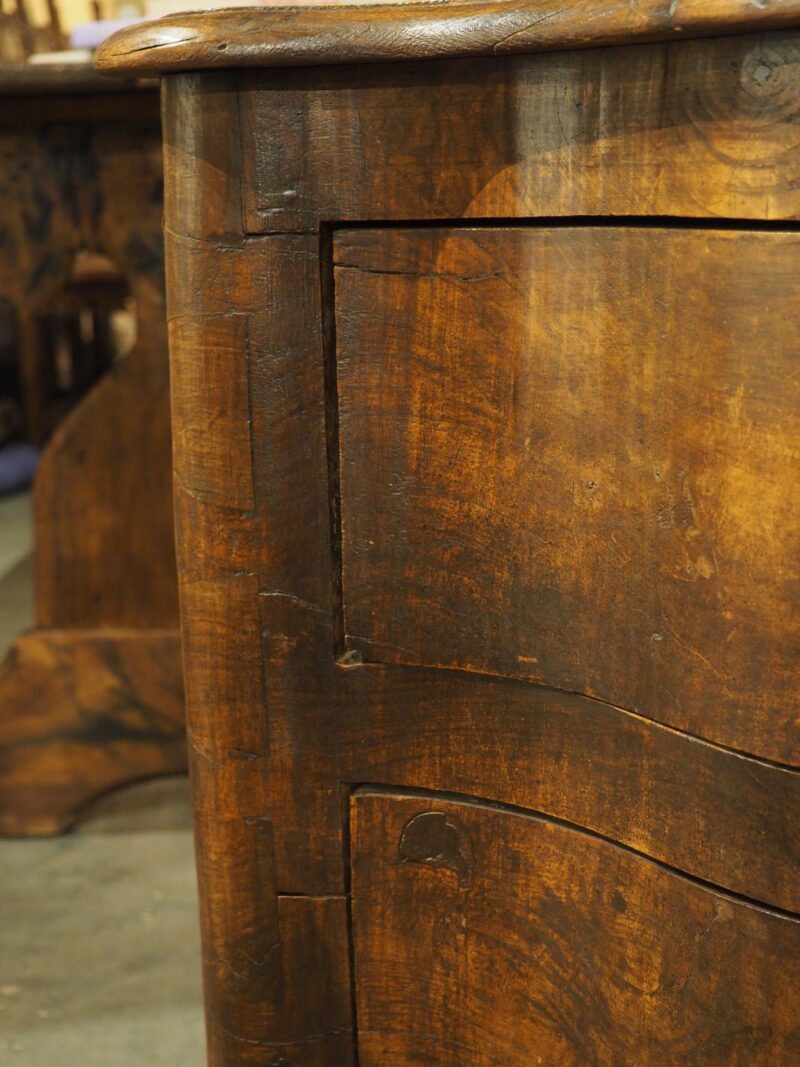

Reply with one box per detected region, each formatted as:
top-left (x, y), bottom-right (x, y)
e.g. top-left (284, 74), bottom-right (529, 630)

top-left (0, 0), bottom-right (65, 62)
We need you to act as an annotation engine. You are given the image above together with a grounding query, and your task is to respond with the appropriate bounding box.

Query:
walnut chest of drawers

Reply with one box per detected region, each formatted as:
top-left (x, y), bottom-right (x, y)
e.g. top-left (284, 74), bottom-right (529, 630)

top-left (98, 3), bottom-right (800, 1064)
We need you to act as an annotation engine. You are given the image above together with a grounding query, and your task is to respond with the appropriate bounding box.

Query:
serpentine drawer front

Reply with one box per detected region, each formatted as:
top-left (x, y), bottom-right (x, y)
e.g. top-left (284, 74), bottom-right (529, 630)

top-left (334, 224), bottom-right (799, 762)
top-left (97, 5), bottom-right (800, 1065)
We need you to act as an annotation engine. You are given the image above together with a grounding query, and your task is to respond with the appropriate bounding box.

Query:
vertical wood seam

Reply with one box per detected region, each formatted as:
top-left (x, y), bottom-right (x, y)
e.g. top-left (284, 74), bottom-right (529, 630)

top-left (320, 222), bottom-right (348, 660)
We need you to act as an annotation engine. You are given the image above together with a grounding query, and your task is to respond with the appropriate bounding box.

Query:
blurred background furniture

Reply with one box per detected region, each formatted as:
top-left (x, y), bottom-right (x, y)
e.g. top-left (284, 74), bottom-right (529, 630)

top-left (0, 64), bottom-right (184, 836)
top-left (0, 0), bottom-right (65, 64)
top-left (10, 248), bottom-right (135, 447)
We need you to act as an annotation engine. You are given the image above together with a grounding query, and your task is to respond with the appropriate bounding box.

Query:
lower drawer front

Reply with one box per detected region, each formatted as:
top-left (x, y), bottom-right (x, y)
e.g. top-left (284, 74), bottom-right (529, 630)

top-left (350, 789), bottom-right (800, 1067)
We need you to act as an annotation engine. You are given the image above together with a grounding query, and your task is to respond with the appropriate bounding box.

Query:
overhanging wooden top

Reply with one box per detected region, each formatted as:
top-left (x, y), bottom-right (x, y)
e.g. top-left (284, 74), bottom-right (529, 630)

top-left (95, 0), bottom-right (800, 76)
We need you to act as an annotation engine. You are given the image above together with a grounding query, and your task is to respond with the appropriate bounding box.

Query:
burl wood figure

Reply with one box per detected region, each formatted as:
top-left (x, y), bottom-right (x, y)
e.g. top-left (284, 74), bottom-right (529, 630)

top-left (98, 2), bottom-right (800, 1063)
top-left (0, 67), bottom-right (184, 836)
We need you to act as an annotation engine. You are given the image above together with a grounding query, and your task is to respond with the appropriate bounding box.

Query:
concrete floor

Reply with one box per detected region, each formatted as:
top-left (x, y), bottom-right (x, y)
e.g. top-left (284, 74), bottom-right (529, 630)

top-left (0, 491), bottom-right (205, 1066)
top-left (0, 491), bottom-right (32, 578)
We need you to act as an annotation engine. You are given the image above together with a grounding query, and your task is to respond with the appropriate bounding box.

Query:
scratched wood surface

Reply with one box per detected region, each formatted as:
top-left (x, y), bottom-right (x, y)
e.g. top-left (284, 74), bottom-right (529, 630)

top-left (96, 0), bottom-right (800, 76)
top-left (0, 78), bottom-right (183, 836)
top-left (352, 789), bottom-right (800, 1066)
top-left (334, 225), bottom-right (800, 765)
top-left (237, 32), bottom-right (800, 231)
top-left (100, 9), bottom-right (800, 1064)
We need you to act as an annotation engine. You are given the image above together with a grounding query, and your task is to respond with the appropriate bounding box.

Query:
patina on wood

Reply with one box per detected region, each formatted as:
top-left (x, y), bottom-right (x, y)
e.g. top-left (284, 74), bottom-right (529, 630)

top-left (0, 69), bottom-right (183, 837)
top-left (334, 224), bottom-right (800, 764)
top-left (98, 7), bottom-right (800, 1065)
top-left (95, 0), bottom-right (800, 75)
top-left (352, 788), bottom-right (800, 1066)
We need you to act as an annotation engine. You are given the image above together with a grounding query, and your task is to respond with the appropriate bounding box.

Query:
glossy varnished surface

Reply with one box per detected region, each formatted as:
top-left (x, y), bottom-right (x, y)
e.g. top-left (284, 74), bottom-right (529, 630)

top-left (96, 0), bottom-right (800, 75)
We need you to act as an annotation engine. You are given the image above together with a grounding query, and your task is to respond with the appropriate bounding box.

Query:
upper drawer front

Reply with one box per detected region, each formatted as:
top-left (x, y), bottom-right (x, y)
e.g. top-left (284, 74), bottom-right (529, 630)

top-left (241, 33), bottom-right (800, 231)
top-left (334, 225), bottom-right (800, 764)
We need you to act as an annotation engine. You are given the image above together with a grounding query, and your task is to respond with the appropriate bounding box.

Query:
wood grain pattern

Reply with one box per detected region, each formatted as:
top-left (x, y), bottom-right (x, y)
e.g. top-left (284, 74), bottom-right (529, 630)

top-left (95, 0), bottom-right (800, 76)
top-left (170, 314), bottom-right (254, 512)
top-left (263, 896), bottom-right (354, 1067)
top-left (335, 225), bottom-right (800, 765)
top-left (240, 34), bottom-right (800, 231)
top-left (261, 599), bottom-right (800, 915)
top-left (0, 629), bottom-right (184, 836)
top-left (351, 789), bottom-right (800, 1066)
top-left (109, 17), bottom-right (800, 1064)
top-left (162, 77), bottom-right (301, 1064)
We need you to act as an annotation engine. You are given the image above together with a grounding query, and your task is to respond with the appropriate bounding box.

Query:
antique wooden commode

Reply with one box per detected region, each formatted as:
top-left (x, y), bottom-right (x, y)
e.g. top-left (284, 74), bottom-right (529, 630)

top-left (98, 3), bottom-right (800, 1063)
